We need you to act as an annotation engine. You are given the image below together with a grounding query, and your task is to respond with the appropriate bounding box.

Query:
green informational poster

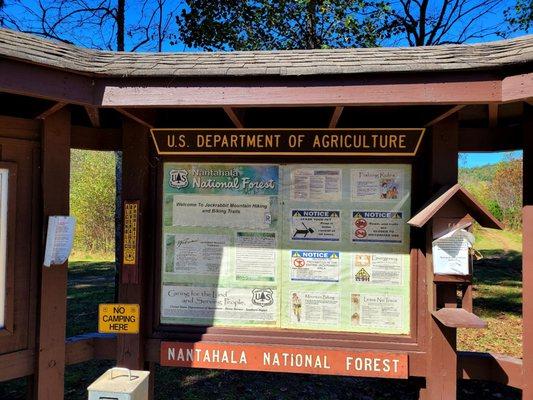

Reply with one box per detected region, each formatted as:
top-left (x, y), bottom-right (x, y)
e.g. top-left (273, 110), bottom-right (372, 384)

top-left (160, 163), bottom-right (411, 335)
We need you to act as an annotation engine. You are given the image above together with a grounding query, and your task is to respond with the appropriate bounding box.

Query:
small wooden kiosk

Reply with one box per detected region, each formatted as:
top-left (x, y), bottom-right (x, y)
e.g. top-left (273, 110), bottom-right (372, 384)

top-left (0, 28), bottom-right (531, 399)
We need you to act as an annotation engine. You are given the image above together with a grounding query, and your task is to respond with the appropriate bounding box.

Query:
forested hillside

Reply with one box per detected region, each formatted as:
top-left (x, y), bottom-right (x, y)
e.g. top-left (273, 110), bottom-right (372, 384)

top-left (459, 157), bottom-right (523, 230)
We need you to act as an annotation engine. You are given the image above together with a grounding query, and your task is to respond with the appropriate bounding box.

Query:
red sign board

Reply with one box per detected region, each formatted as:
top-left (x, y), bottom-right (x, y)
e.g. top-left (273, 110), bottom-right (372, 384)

top-left (161, 341), bottom-right (408, 379)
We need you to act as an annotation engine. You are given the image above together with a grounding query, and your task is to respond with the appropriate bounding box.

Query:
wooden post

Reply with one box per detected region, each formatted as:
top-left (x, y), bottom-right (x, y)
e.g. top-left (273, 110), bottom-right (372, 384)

top-left (116, 117), bottom-right (150, 369)
top-left (523, 104), bottom-right (533, 400)
top-left (34, 108), bottom-right (71, 399)
top-left (424, 114), bottom-right (459, 400)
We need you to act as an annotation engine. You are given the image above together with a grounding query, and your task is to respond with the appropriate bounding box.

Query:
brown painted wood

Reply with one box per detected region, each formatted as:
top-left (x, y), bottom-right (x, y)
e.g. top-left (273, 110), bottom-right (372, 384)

top-left (432, 309), bottom-right (486, 329)
top-left (488, 104), bottom-right (498, 128)
top-left (65, 334), bottom-right (117, 365)
top-left (34, 108), bottom-right (70, 400)
top-left (502, 72), bottom-right (533, 102)
top-left (116, 117), bottom-right (150, 370)
top-left (458, 352), bottom-right (523, 389)
top-left (424, 105), bottom-right (464, 127)
top-left (0, 115), bottom-right (40, 141)
top-left (84, 105), bottom-right (101, 128)
top-left (97, 74), bottom-right (505, 107)
top-left (329, 106), bottom-right (344, 128)
top-left (408, 184), bottom-right (503, 229)
top-left (70, 125), bottom-right (122, 151)
top-left (0, 59), bottom-right (94, 105)
top-left (0, 349), bottom-right (34, 382)
top-left (35, 102), bottom-right (67, 120)
top-left (522, 104), bottom-right (533, 400)
top-left (424, 115), bottom-right (459, 400)
top-left (459, 126), bottom-right (522, 152)
top-left (223, 107), bottom-right (245, 128)
top-left (115, 108), bottom-right (156, 128)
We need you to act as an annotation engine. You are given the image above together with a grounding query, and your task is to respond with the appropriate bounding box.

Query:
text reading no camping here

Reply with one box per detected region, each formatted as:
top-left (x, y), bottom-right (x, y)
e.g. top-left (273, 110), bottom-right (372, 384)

top-left (161, 342), bottom-right (408, 379)
top-left (151, 129), bottom-right (425, 156)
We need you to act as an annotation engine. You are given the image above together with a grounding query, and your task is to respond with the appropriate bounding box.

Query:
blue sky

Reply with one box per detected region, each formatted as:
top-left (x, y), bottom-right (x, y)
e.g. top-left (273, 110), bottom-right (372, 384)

top-left (460, 150), bottom-right (523, 168)
top-left (1, 0), bottom-right (528, 52)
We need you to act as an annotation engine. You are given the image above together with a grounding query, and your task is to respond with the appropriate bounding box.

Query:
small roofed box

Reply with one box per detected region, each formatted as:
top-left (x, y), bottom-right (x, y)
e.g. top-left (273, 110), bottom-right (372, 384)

top-left (88, 368), bottom-right (150, 400)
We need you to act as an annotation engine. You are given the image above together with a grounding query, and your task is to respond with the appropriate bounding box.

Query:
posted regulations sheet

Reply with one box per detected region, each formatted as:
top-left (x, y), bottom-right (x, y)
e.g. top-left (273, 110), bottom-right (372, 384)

top-left (161, 163), bottom-right (411, 335)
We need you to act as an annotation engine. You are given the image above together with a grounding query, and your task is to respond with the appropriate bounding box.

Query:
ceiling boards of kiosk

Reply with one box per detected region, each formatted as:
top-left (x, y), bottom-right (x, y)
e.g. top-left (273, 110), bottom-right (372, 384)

top-left (160, 163), bottom-right (411, 335)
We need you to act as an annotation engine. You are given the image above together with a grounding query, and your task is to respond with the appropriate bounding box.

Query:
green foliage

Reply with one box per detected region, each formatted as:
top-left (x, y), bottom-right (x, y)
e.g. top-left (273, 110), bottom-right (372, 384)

top-left (70, 150), bottom-right (116, 255)
top-left (505, 0), bottom-right (532, 32)
top-left (459, 157), bottom-right (523, 230)
top-left (178, 0), bottom-right (396, 50)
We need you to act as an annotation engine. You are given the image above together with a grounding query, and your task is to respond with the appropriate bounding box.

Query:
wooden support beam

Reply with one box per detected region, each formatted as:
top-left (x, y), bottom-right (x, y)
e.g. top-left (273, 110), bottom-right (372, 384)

top-left (329, 106), bottom-right (344, 128)
top-left (424, 114), bottom-right (459, 400)
top-left (34, 107), bottom-right (70, 400)
top-left (116, 117), bottom-right (150, 370)
top-left (35, 102), bottom-right (66, 120)
top-left (223, 107), bottom-right (245, 128)
top-left (488, 103), bottom-right (498, 128)
top-left (84, 105), bottom-right (101, 128)
top-left (458, 126), bottom-right (522, 152)
top-left (523, 104), bottom-right (533, 400)
top-left (424, 105), bottom-right (465, 127)
top-left (115, 108), bottom-right (155, 128)
top-left (71, 125), bottom-right (122, 151)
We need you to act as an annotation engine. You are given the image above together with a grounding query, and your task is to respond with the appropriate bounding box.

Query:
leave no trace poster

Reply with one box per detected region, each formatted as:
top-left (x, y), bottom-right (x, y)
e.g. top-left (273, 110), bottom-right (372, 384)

top-left (161, 163), bottom-right (411, 334)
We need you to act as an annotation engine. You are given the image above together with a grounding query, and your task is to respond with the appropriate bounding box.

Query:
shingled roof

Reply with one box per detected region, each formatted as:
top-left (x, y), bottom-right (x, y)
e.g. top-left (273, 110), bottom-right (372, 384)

top-left (1, 28), bottom-right (532, 78)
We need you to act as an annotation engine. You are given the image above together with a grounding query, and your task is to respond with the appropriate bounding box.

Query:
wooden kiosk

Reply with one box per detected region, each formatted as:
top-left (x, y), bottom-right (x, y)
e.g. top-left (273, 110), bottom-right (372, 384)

top-left (0, 28), bottom-right (531, 399)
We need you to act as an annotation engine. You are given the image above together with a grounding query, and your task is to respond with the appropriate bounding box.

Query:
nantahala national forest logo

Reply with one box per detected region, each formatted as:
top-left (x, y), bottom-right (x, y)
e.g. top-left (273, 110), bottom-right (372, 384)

top-left (169, 169), bottom-right (189, 189)
top-left (251, 288), bottom-right (274, 307)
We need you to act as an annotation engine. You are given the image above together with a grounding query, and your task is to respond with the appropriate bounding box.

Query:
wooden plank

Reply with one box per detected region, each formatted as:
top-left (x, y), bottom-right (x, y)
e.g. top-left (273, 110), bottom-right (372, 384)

top-left (65, 333), bottom-right (117, 365)
top-left (424, 105), bottom-right (465, 127)
top-left (116, 117), bottom-right (150, 370)
top-left (97, 74), bottom-right (504, 107)
top-left (0, 115), bottom-right (40, 140)
top-left (458, 352), bottom-right (523, 389)
top-left (84, 105), bottom-right (101, 128)
top-left (0, 59), bottom-right (94, 105)
top-left (34, 108), bottom-right (70, 400)
top-left (223, 107), bottom-right (244, 128)
top-left (424, 114), bottom-right (459, 400)
top-left (502, 72), bottom-right (533, 102)
top-left (115, 108), bottom-right (155, 128)
top-left (329, 106), bottom-right (344, 128)
top-left (35, 102), bottom-right (67, 120)
top-left (71, 125), bottom-right (122, 151)
top-left (0, 350), bottom-right (34, 382)
top-left (432, 308), bottom-right (486, 329)
top-left (459, 126), bottom-right (522, 152)
top-left (523, 104), bottom-right (533, 400)
top-left (488, 104), bottom-right (498, 128)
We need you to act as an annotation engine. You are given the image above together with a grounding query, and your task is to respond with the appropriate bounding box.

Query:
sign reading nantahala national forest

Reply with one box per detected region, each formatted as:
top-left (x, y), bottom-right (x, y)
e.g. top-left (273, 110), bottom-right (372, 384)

top-left (150, 128), bottom-right (425, 156)
top-left (161, 342), bottom-right (408, 379)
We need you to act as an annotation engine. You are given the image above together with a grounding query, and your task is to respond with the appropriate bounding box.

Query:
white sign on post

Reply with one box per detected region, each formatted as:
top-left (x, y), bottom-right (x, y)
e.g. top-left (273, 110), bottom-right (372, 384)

top-left (43, 216), bottom-right (76, 267)
top-left (432, 226), bottom-right (474, 275)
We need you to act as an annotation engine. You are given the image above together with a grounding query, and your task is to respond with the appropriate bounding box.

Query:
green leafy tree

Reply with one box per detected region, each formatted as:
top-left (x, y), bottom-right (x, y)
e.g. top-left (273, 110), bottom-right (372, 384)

top-left (178, 0), bottom-right (396, 50)
top-left (491, 158), bottom-right (523, 229)
top-left (505, 0), bottom-right (532, 32)
top-left (70, 150), bottom-right (116, 255)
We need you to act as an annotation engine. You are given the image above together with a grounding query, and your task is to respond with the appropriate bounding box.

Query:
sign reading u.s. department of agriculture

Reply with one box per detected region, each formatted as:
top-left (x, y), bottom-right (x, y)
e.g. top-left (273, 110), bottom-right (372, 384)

top-left (150, 128), bottom-right (425, 156)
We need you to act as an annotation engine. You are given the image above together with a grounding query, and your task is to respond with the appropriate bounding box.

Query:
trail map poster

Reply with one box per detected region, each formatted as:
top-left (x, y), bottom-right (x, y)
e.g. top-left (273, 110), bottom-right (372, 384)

top-left (161, 163), bottom-right (411, 334)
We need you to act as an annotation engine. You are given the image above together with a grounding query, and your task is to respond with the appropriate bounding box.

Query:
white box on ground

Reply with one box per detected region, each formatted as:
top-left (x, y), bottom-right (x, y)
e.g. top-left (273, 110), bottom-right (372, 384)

top-left (88, 367), bottom-right (150, 400)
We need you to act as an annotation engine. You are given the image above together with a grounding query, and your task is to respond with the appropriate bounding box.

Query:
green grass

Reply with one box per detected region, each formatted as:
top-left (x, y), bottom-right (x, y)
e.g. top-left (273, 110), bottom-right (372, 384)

top-left (458, 228), bottom-right (523, 358)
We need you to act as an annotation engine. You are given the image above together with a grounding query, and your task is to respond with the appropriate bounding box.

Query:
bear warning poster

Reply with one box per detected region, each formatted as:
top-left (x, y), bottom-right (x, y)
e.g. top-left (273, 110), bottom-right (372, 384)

top-left (161, 163), bottom-right (411, 334)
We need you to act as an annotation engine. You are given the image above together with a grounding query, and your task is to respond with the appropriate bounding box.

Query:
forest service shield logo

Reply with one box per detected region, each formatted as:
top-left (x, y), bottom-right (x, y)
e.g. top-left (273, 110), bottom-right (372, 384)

top-left (169, 169), bottom-right (189, 189)
top-left (251, 288), bottom-right (274, 307)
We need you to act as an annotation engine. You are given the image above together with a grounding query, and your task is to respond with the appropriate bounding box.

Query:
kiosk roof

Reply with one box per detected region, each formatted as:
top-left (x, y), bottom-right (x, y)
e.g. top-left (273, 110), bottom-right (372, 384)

top-left (0, 28), bottom-right (532, 78)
